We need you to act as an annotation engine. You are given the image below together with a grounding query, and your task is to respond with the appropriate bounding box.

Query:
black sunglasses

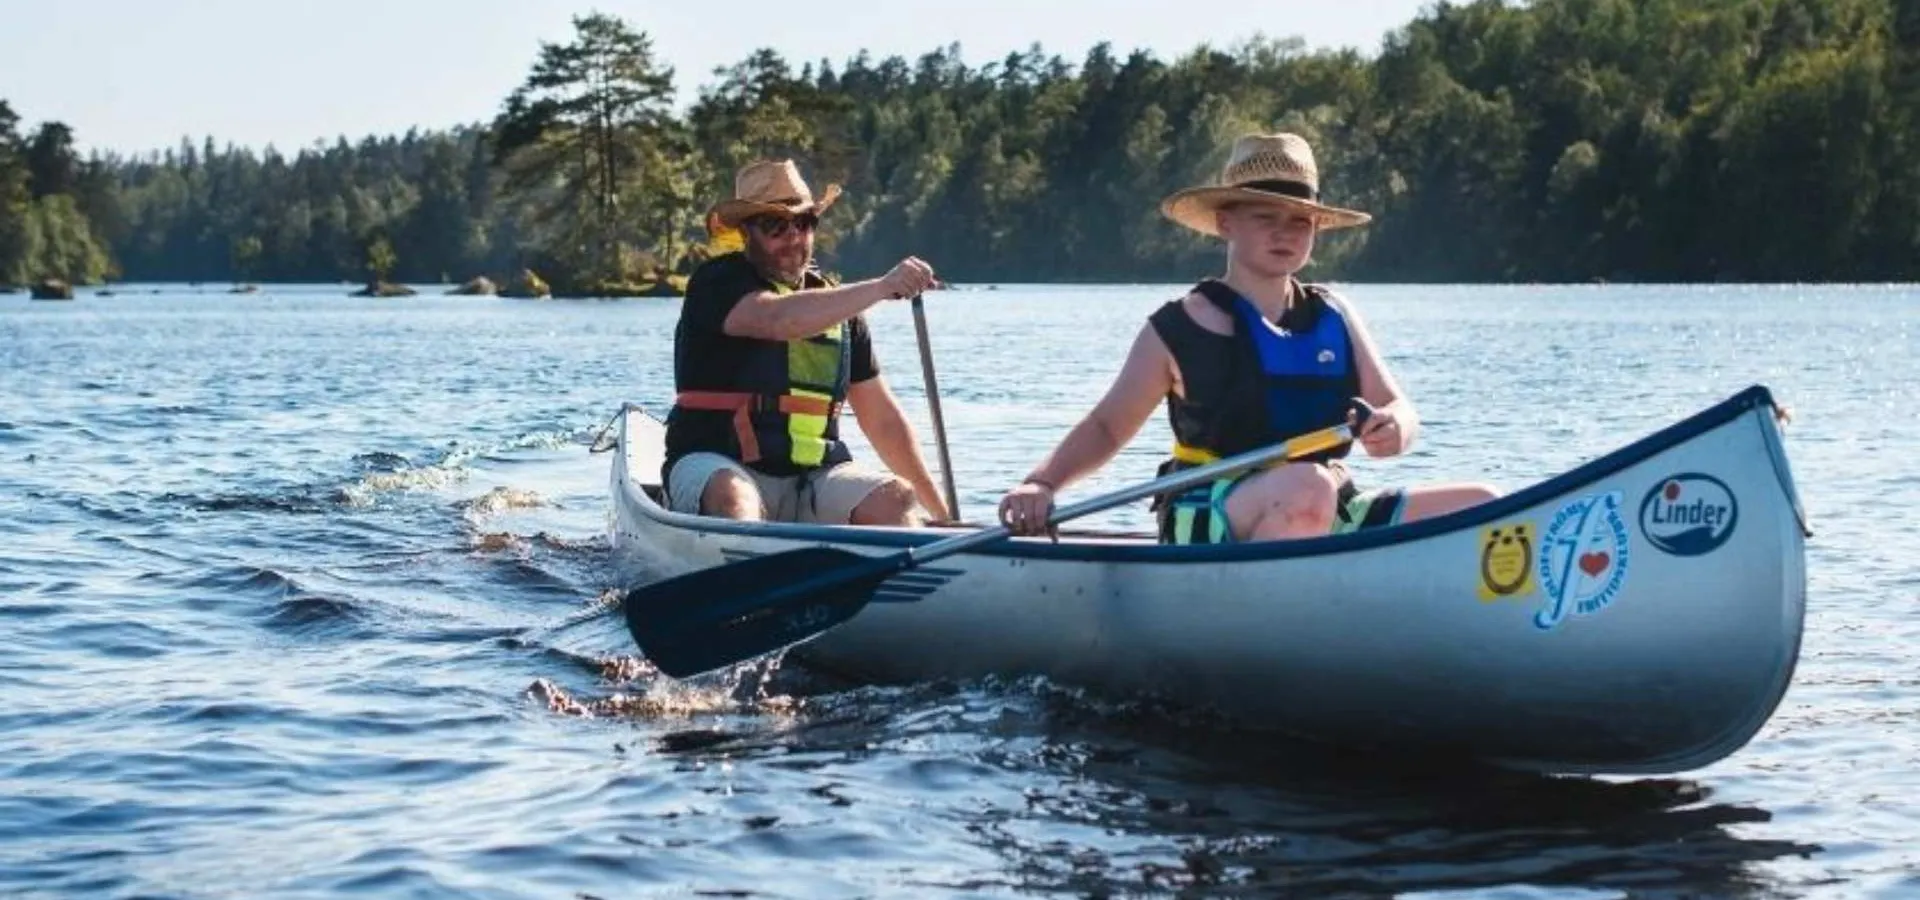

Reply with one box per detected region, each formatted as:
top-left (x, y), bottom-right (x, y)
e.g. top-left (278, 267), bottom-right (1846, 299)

top-left (748, 213), bottom-right (820, 238)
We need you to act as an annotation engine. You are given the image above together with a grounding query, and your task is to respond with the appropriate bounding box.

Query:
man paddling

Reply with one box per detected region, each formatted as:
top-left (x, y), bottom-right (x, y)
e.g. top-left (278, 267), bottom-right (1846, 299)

top-left (997, 133), bottom-right (1499, 542)
top-left (664, 158), bottom-right (952, 527)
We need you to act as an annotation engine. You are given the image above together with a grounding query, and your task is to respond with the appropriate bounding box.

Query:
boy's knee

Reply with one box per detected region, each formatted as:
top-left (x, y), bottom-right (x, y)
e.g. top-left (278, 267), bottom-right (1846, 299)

top-left (1233, 465), bottom-right (1341, 540)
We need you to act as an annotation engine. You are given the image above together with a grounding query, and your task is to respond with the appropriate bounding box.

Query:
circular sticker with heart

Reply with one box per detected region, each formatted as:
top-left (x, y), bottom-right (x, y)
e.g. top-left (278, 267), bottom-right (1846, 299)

top-left (1533, 489), bottom-right (1631, 631)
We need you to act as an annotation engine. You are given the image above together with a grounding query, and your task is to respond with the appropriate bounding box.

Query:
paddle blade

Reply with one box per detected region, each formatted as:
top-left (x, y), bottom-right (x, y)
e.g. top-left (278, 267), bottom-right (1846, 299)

top-left (622, 546), bottom-right (904, 678)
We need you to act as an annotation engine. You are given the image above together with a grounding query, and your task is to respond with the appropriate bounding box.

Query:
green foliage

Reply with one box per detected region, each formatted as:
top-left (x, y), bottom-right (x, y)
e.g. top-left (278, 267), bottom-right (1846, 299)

top-left (1, 1), bottom-right (1917, 286)
top-left (230, 235), bottom-right (262, 282)
top-left (21, 194), bottom-right (110, 284)
top-left (365, 233), bottom-right (397, 281)
top-left (0, 100), bottom-right (33, 285)
top-left (490, 12), bottom-right (679, 290)
top-left (26, 122), bottom-right (78, 199)
top-left (87, 129), bottom-right (514, 285)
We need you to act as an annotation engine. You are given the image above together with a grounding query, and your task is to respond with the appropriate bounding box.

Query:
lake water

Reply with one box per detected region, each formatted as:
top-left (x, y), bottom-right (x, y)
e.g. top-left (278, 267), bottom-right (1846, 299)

top-left (3, 281), bottom-right (1916, 898)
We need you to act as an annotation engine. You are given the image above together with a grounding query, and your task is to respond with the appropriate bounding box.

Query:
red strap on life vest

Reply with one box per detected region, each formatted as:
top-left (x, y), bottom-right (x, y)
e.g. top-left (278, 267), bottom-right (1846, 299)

top-left (672, 391), bottom-right (840, 464)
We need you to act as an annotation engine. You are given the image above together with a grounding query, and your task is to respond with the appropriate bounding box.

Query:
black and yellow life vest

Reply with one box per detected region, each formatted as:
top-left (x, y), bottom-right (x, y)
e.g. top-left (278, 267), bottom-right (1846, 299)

top-left (667, 255), bottom-right (853, 477)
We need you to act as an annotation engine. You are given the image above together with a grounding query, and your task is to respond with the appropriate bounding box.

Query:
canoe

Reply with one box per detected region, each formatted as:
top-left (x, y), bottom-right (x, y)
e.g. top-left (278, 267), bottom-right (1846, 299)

top-left (606, 385), bottom-right (1808, 776)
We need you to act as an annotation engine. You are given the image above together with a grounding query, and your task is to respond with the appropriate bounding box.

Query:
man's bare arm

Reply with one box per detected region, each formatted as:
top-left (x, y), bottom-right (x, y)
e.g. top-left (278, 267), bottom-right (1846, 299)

top-left (724, 257), bottom-right (933, 341)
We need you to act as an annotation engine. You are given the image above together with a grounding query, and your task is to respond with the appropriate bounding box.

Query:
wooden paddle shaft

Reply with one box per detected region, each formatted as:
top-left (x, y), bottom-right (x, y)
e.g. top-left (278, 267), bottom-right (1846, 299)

top-left (911, 295), bottom-right (962, 521)
top-left (903, 422), bottom-right (1358, 565)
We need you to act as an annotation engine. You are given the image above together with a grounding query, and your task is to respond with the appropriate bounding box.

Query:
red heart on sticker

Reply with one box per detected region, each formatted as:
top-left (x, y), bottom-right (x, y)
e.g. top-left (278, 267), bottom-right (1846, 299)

top-left (1579, 551), bottom-right (1611, 576)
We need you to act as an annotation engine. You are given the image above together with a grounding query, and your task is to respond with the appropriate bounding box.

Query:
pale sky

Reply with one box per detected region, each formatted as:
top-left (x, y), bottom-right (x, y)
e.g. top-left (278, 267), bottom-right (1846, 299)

top-left (0, 0), bottom-right (1435, 156)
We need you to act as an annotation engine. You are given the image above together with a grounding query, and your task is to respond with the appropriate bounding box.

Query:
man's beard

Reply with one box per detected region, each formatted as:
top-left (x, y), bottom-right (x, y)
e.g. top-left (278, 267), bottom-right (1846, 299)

top-left (746, 242), bottom-right (810, 286)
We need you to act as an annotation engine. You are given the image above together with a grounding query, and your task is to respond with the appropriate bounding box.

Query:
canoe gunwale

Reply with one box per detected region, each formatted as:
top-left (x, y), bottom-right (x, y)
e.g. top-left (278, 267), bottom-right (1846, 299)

top-left (619, 384), bottom-right (1792, 565)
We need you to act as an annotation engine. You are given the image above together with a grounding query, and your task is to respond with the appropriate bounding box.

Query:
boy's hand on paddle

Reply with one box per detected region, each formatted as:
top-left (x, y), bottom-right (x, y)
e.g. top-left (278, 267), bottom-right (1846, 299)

top-left (1352, 401), bottom-right (1406, 457)
top-left (998, 479), bottom-right (1056, 537)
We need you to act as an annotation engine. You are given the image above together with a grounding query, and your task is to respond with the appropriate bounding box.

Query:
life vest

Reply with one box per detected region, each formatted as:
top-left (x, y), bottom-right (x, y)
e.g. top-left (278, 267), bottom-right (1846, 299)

top-left (669, 258), bottom-right (853, 476)
top-left (1154, 278), bottom-right (1361, 543)
top-left (1171, 278), bottom-right (1359, 461)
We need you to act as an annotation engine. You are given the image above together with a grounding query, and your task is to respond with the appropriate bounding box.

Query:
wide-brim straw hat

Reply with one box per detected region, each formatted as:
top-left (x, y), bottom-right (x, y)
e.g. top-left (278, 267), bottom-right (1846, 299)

top-left (1161, 132), bottom-right (1371, 237)
top-left (706, 159), bottom-right (843, 231)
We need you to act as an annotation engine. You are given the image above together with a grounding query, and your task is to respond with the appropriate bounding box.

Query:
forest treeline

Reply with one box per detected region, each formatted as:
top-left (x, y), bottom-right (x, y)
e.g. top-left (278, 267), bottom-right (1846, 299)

top-left (3, 0), bottom-right (1916, 294)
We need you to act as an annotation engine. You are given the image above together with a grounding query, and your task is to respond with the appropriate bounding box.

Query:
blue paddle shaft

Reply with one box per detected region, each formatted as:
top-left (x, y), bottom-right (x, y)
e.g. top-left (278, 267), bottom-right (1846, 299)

top-left (903, 420), bottom-right (1359, 566)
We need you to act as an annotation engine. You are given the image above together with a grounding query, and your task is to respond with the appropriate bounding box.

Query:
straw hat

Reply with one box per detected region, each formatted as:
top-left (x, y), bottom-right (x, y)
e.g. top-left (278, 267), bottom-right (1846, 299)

top-left (1161, 133), bottom-right (1371, 237)
top-left (706, 159), bottom-right (843, 230)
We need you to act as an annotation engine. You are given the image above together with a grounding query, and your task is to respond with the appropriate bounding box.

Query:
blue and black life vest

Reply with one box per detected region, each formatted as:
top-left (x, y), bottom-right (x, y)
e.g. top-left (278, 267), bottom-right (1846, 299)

top-left (1149, 278), bottom-right (1361, 542)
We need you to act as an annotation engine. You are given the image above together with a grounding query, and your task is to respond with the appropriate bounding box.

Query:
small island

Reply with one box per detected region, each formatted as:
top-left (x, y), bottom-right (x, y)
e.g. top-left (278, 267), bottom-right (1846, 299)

top-left (347, 236), bottom-right (417, 297)
top-left (498, 269), bottom-right (552, 299)
top-left (29, 278), bottom-right (74, 300)
top-left (448, 276), bottom-right (496, 296)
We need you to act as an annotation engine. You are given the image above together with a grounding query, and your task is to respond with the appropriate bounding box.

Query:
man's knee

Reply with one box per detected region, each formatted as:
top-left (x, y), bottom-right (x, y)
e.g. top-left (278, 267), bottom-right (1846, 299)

top-left (849, 477), bottom-right (920, 526)
top-left (700, 469), bottom-right (764, 520)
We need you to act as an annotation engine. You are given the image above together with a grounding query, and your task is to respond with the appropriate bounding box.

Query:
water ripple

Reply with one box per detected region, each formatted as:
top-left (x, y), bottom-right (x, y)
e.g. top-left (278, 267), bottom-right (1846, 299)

top-left (260, 594), bottom-right (374, 638)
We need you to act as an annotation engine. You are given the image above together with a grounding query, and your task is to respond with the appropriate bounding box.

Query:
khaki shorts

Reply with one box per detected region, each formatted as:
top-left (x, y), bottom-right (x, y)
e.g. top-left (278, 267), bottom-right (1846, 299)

top-left (665, 452), bottom-right (898, 525)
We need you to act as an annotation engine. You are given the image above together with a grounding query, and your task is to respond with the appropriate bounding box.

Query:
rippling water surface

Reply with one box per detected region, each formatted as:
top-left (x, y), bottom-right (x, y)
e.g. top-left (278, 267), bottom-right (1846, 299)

top-left (2, 282), bottom-right (1916, 898)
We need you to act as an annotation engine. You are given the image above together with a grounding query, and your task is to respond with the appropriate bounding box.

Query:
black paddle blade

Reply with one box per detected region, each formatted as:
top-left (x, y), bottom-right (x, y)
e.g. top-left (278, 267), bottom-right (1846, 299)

top-left (622, 546), bottom-right (907, 678)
